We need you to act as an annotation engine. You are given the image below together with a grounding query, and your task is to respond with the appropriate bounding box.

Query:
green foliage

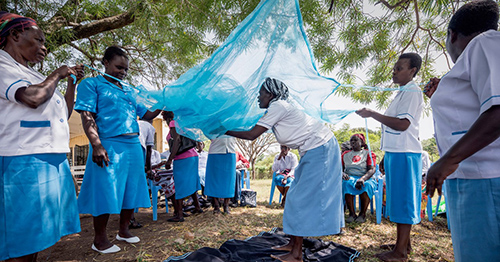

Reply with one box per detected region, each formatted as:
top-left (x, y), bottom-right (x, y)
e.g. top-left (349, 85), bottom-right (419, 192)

top-left (331, 123), bottom-right (384, 163)
top-left (3, 0), bottom-right (468, 104)
top-left (422, 137), bottom-right (439, 162)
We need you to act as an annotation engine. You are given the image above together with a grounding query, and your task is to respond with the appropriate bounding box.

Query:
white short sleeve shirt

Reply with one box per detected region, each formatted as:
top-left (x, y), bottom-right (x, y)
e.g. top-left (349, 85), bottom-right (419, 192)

top-left (272, 153), bottom-right (299, 176)
top-left (431, 30), bottom-right (500, 179)
top-left (208, 137), bottom-right (236, 154)
top-left (380, 81), bottom-right (423, 153)
top-left (0, 50), bottom-right (70, 156)
top-left (138, 120), bottom-right (156, 149)
top-left (257, 100), bottom-right (333, 155)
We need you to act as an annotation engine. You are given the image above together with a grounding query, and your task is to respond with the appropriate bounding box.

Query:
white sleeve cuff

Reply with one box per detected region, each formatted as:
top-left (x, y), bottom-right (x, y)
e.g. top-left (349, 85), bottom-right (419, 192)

top-left (6, 79), bottom-right (31, 103)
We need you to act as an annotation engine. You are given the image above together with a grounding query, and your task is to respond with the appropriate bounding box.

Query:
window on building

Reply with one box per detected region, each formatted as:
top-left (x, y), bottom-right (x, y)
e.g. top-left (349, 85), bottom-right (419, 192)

top-left (74, 144), bottom-right (89, 166)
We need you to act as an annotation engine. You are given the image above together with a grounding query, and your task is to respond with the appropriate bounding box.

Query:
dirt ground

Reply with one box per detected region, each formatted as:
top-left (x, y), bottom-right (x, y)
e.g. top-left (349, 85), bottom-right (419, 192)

top-left (35, 179), bottom-right (454, 262)
top-left (36, 205), bottom-right (453, 262)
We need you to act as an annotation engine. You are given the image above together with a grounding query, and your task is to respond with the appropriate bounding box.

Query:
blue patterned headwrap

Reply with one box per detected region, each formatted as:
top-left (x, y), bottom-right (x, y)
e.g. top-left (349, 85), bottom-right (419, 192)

top-left (262, 77), bottom-right (289, 104)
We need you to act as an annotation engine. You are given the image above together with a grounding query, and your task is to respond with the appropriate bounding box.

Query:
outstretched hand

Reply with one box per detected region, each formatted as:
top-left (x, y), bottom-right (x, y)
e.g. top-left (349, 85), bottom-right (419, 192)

top-left (425, 156), bottom-right (459, 197)
top-left (356, 108), bottom-right (375, 118)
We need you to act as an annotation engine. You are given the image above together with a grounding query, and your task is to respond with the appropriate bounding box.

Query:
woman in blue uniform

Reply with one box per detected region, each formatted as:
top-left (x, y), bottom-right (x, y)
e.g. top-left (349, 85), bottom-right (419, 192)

top-left (0, 12), bottom-right (83, 261)
top-left (75, 46), bottom-right (160, 253)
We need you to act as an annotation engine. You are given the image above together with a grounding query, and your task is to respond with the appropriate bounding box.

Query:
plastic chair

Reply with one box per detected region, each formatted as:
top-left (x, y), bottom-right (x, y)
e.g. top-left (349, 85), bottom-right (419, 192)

top-left (269, 172), bottom-right (283, 205)
top-left (149, 178), bottom-right (168, 221)
top-left (374, 175), bottom-right (385, 224)
top-left (241, 169), bottom-right (250, 189)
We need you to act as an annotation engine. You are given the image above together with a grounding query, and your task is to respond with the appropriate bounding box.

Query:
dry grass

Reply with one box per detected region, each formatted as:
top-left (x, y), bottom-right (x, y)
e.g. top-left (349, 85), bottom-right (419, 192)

top-left (38, 179), bottom-right (453, 262)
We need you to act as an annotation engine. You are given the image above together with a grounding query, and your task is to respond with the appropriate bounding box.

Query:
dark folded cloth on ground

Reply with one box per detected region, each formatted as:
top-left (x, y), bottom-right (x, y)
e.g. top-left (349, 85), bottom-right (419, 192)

top-left (164, 228), bottom-right (359, 262)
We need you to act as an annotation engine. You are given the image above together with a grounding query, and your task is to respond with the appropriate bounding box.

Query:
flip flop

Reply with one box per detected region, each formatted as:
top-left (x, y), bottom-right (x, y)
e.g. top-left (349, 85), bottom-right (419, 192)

top-left (92, 244), bottom-right (121, 254)
top-left (116, 234), bottom-right (140, 244)
top-left (191, 209), bottom-right (204, 214)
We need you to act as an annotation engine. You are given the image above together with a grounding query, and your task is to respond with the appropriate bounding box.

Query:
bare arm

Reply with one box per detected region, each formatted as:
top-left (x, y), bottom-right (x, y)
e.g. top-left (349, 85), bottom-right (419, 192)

top-left (145, 145), bottom-right (153, 178)
top-left (142, 109), bottom-right (162, 120)
top-left (145, 145), bottom-right (153, 172)
top-left (15, 66), bottom-right (75, 109)
top-left (80, 110), bottom-right (109, 167)
top-left (361, 165), bottom-right (376, 180)
top-left (166, 126), bottom-right (181, 169)
top-left (426, 105), bottom-right (500, 196)
top-left (356, 108), bottom-right (410, 131)
top-left (64, 65), bottom-right (84, 118)
top-left (225, 125), bottom-right (268, 140)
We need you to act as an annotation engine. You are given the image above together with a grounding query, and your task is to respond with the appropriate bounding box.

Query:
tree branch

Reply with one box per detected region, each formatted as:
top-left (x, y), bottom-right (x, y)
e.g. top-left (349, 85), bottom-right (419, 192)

top-left (48, 11), bottom-right (136, 49)
top-left (67, 42), bottom-right (98, 61)
top-left (376, 0), bottom-right (412, 9)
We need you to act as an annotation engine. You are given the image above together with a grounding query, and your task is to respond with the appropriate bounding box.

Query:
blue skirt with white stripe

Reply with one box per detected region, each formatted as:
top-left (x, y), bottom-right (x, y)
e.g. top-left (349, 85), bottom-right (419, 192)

top-left (205, 153), bottom-right (236, 198)
top-left (173, 156), bottom-right (201, 199)
top-left (283, 138), bottom-right (344, 237)
top-left (77, 135), bottom-right (151, 216)
top-left (446, 178), bottom-right (500, 262)
top-left (384, 152), bottom-right (422, 225)
top-left (0, 153), bottom-right (80, 260)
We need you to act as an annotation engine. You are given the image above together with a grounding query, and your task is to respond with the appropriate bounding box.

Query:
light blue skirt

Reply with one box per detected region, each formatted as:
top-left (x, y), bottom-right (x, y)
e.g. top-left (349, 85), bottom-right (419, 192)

top-left (78, 135), bottom-right (151, 216)
top-left (283, 138), bottom-right (344, 237)
top-left (0, 154), bottom-right (80, 260)
top-left (446, 178), bottom-right (500, 262)
top-left (384, 152), bottom-right (422, 225)
top-left (173, 156), bottom-right (201, 199)
top-left (342, 175), bottom-right (377, 199)
top-left (274, 174), bottom-right (294, 187)
top-left (205, 153), bottom-right (236, 198)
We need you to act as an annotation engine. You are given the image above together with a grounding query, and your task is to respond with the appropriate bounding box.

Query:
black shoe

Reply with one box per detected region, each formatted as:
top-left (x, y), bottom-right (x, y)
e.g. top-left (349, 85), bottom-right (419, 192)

top-left (167, 217), bottom-right (185, 222)
top-left (129, 219), bottom-right (143, 229)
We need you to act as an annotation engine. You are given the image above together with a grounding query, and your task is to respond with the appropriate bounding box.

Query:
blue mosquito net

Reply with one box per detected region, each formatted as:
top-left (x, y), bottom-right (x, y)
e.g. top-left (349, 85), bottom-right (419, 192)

top-left (134, 0), bottom-right (355, 140)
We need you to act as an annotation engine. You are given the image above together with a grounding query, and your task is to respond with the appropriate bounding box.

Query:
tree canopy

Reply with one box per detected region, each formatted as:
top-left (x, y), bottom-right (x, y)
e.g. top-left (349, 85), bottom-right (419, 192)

top-left (1, 0), bottom-right (479, 105)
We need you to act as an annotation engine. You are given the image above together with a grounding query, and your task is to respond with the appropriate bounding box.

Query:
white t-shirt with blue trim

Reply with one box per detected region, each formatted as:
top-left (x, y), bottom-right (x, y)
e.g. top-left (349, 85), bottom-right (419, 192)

top-left (138, 120), bottom-right (156, 149)
top-left (380, 80), bottom-right (423, 153)
top-left (431, 30), bottom-right (500, 180)
top-left (0, 50), bottom-right (70, 156)
top-left (257, 100), bottom-right (333, 155)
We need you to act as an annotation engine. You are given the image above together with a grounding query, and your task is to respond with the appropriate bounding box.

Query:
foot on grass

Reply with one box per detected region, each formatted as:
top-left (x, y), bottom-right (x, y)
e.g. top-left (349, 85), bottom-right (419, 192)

top-left (375, 251), bottom-right (408, 262)
top-left (270, 252), bottom-right (303, 262)
top-left (379, 243), bottom-right (412, 253)
top-left (345, 215), bottom-right (355, 223)
top-left (272, 242), bottom-right (293, 252)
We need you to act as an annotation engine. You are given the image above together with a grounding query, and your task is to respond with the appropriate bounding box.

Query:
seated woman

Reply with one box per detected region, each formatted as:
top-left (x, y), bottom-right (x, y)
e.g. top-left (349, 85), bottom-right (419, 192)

top-left (342, 133), bottom-right (377, 223)
top-left (272, 145), bottom-right (298, 207)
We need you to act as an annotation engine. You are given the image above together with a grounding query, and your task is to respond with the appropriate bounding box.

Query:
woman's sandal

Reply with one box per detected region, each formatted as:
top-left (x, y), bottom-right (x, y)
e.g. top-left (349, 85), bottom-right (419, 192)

top-left (191, 209), bottom-right (204, 215)
top-left (167, 217), bottom-right (185, 222)
top-left (129, 218), bottom-right (143, 229)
